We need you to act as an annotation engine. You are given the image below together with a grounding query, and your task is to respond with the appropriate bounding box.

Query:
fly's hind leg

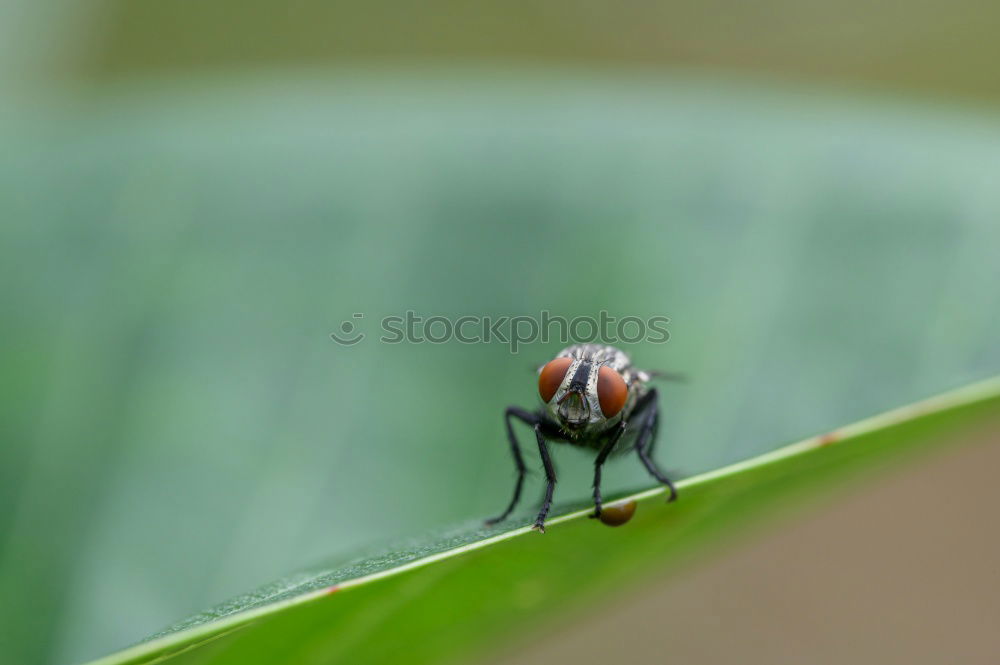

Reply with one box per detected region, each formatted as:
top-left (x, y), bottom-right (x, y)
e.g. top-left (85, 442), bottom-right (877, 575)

top-left (633, 388), bottom-right (677, 502)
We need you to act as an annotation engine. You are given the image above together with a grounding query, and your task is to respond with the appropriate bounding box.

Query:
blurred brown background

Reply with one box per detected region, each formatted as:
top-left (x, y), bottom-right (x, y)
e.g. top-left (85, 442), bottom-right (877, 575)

top-left (10, 0), bottom-right (1000, 107)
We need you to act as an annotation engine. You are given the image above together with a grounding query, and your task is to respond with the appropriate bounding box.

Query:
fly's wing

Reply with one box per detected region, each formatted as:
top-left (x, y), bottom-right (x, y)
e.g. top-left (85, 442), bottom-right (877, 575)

top-left (646, 370), bottom-right (688, 383)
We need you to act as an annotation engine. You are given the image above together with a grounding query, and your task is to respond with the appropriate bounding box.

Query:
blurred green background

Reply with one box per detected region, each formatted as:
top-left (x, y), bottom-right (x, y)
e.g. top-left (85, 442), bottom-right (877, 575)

top-left (2, 2), bottom-right (1000, 665)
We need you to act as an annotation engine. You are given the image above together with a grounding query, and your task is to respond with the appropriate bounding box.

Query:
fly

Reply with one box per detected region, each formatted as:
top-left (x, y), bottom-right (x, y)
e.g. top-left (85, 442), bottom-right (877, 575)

top-left (487, 343), bottom-right (679, 532)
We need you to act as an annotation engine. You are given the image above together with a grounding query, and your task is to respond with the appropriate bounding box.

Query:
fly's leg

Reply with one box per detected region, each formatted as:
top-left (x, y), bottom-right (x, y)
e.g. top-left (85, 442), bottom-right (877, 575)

top-left (486, 407), bottom-right (538, 525)
top-left (532, 424), bottom-right (557, 533)
top-left (634, 388), bottom-right (677, 502)
top-left (589, 421), bottom-right (627, 519)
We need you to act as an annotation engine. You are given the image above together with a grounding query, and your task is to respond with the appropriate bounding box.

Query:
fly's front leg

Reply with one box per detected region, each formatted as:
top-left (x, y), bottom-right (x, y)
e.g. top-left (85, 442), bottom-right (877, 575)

top-left (634, 388), bottom-right (677, 502)
top-left (590, 421), bottom-right (627, 519)
top-left (532, 424), bottom-right (557, 533)
top-left (486, 407), bottom-right (537, 525)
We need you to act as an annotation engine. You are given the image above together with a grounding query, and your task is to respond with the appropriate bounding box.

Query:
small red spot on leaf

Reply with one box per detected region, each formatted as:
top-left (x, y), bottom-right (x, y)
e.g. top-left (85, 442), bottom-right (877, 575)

top-left (818, 432), bottom-right (839, 446)
top-left (325, 585), bottom-right (340, 595)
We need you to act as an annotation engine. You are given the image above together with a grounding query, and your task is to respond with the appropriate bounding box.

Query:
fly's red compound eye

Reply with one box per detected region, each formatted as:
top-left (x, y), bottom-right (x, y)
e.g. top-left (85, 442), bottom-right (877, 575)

top-left (597, 366), bottom-right (627, 417)
top-left (538, 357), bottom-right (573, 403)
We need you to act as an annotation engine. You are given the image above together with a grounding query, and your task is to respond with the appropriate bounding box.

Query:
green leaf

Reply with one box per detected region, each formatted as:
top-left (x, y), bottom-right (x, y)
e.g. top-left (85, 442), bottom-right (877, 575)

top-left (87, 377), bottom-right (1000, 665)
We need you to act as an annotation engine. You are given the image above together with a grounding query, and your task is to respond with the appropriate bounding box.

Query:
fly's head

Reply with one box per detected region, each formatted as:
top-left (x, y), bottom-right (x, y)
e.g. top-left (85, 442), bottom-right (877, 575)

top-left (537, 350), bottom-right (630, 437)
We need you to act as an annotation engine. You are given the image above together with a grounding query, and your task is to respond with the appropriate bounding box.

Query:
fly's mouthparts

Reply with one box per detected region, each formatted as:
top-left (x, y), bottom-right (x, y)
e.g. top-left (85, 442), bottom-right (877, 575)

top-left (557, 390), bottom-right (590, 425)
